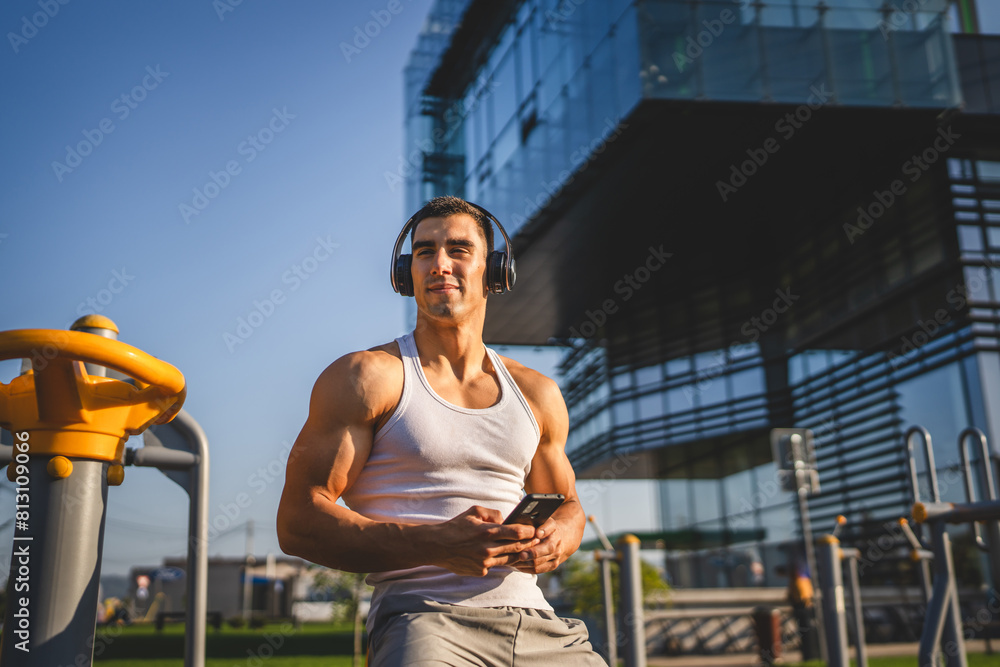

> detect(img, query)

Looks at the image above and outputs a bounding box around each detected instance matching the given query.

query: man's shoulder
[314,341,403,404]
[496,354,564,407]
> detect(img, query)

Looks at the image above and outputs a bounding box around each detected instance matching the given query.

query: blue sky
[0,1,659,577]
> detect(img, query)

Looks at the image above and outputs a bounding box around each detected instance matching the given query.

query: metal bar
[906,426,939,605]
[939,527,969,667]
[816,535,849,667]
[1,458,109,666]
[915,499,1000,524]
[798,483,828,663]
[917,521,969,667]
[906,426,940,503]
[172,410,210,667]
[599,555,618,666]
[844,551,869,667]
[588,514,615,552]
[959,428,1000,594]
[618,535,646,667]
[128,447,199,470]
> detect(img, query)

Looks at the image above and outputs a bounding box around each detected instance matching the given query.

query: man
[277,196,606,665]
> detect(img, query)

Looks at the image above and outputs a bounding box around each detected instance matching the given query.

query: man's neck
[412,317,488,382]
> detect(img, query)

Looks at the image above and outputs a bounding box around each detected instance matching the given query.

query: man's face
[410,213,489,320]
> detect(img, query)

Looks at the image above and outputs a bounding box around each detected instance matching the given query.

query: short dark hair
[409,196,493,256]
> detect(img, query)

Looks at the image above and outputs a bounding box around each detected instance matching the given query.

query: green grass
[91,621,364,662]
[87,623,1000,666]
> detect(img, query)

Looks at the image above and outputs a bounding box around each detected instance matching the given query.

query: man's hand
[508,515,574,574]
[430,506,541,577]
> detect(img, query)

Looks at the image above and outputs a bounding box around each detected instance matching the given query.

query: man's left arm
[510,370,586,574]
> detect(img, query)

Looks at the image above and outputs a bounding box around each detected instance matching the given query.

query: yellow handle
[0,329,184,395]
[0,329,186,463]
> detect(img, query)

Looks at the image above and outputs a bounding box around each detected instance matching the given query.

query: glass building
[404,0,1000,589]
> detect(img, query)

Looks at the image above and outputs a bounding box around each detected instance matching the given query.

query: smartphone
[502,493,565,526]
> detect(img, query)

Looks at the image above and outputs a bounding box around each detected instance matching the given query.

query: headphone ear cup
[395,254,414,297]
[487,251,508,294]
[506,257,516,291]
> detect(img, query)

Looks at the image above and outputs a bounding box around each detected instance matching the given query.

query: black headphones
[390,202,516,297]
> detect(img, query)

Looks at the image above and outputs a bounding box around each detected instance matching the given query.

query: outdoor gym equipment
[589,516,646,667]
[815,516,868,667]
[0,316,195,667]
[905,424,1000,667]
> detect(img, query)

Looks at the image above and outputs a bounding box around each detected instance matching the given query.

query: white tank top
[341,332,553,626]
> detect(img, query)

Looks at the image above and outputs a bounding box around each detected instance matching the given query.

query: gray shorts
[368,594,609,667]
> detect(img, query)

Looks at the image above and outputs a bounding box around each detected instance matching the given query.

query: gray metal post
[816,535,849,667]
[959,427,1000,601]
[587,515,618,665]
[597,552,618,666]
[618,534,646,667]
[144,409,210,667]
[1,455,109,666]
[905,427,940,604]
[918,520,968,667]
[70,316,118,377]
[0,318,119,667]
[797,479,827,663]
[842,547,869,667]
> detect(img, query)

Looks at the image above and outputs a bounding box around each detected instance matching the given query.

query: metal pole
[588,514,619,665]
[797,480,828,663]
[1,455,110,666]
[141,409,210,667]
[816,535,849,667]
[618,535,646,667]
[842,548,868,667]
[0,317,119,666]
[959,427,1000,601]
[174,410,209,667]
[918,521,969,667]
[905,427,938,604]
[598,552,618,666]
[243,519,255,621]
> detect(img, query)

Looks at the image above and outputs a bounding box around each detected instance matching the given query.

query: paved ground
[645,639,1000,666]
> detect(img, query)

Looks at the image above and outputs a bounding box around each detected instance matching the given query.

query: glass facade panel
[637,0,959,107]
[409,0,995,592]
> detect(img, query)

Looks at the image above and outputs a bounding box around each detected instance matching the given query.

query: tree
[560,553,669,618]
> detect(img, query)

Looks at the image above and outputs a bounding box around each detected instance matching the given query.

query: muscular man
[277,196,606,665]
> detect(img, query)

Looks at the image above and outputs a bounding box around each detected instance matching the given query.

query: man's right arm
[276,350,539,575]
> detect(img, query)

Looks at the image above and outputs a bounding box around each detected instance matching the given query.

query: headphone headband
[390,202,516,296]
